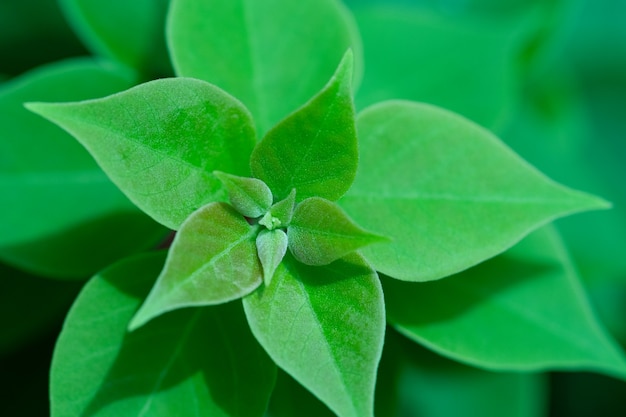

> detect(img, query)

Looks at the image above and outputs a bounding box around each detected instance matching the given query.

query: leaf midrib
[166,225,258,301]
[342,192,584,205]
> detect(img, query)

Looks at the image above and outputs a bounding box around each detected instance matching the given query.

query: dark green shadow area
[0,210,168,279]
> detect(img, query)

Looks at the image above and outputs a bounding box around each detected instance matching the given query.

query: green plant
[2,0,626,416]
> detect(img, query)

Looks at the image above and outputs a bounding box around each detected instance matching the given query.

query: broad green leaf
[59,0,172,76]
[384,226,626,378]
[244,253,385,417]
[377,329,547,417]
[0,262,81,355]
[168,0,362,135]
[214,171,273,218]
[0,58,166,278]
[339,100,609,282]
[51,252,276,417]
[256,229,288,286]
[251,52,358,202]
[288,197,385,266]
[130,203,262,330]
[353,5,529,130]
[260,189,297,230]
[27,77,256,230]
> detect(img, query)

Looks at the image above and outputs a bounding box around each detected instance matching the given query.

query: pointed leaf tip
[214,171,273,218]
[25,78,257,230]
[288,197,387,266]
[250,53,358,202]
[256,229,288,286]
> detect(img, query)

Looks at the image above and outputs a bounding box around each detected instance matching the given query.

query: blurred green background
[1,0,625,415]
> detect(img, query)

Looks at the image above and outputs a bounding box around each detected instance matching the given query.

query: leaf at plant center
[0,58,167,278]
[214,171,272,218]
[167,0,362,135]
[129,203,262,330]
[288,197,386,266]
[339,100,609,282]
[51,252,276,417]
[384,226,626,378]
[251,51,358,202]
[59,0,172,76]
[26,77,256,230]
[243,252,385,417]
[271,189,297,224]
[256,229,288,286]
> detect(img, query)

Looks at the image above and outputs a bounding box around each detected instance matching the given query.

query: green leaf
[260,189,297,230]
[0,58,166,278]
[288,197,385,266]
[353,5,529,130]
[214,171,273,218]
[339,100,609,282]
[168,0,362,135]
[59,0,172,75]
[130,203,262,330]
[51,252,276,417]
[256,229,288,286]
[251,51,358,202]
[384,226,626,378]
[244,253,385,417]
[26,77,256,230]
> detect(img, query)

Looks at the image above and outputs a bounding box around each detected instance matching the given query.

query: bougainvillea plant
[3,0,626,416]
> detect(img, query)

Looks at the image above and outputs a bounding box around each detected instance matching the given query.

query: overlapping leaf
[384,226,626,378]
[130,203,262,330]
[27,77,256,230]
[214,171,273,218]
[243,253,385,417]
[0,58,165,278]
[251,51,358,202]
[51,252,276,417]
[288,197,385,266]
[339,100,609,282]
[168,0,362,135]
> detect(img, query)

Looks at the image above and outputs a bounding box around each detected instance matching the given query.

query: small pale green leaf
[244,253,385,417]
[51,252,276,417]
[214,171,272,218]
[269,189,297,225]
[168,0,362,135]
[339,100,609,282]
[0,58,167,278]
[251,51,358,202]
[26,77,256,230]
[288,197,386,266]
[130,203,262,330]
[385,226,626,378]
[256,229,288,286]
[59,0,172,75]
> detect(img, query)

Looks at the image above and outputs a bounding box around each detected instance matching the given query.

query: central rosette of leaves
[122,50,384,330]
